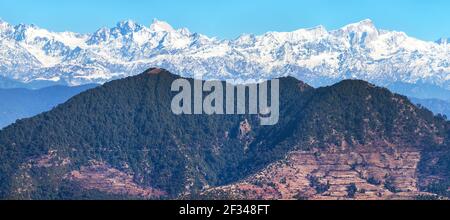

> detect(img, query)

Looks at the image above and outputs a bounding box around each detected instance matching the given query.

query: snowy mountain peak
[87,27,111,44]
[347,19,375,28]
[178,28,192,36]
[116,19,144,34]
[436,37,449,45]
[292,25,328,38]
[150,19,175,32]
[333,19,380,46]
[0,18,449,92]
[234,34,256,46]
[0,19,12,33]
[307,25,327,32]
[338,19,378,34]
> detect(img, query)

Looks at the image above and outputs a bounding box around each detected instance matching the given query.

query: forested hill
[0,68,448,199]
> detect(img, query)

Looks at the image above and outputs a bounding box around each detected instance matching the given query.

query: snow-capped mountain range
[0,18,449,90]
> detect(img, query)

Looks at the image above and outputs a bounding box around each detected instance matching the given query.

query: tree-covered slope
[0,68,448,199]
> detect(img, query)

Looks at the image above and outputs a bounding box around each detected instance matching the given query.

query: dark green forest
[0,68,448,199]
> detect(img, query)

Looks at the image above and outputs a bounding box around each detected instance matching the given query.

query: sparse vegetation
[308,175,330,194]
[347,183,358,198]
[367,176,382,186]
[384,176,398,193]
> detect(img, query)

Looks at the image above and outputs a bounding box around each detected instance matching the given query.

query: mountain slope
[0,68,448,200]
[410,97,450,118]
[0,19,449,96]
[0,84,97,128]
[387,82,450,101]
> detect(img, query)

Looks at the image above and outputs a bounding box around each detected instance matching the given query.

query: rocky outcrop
[146,68,164,75]
[239,119,253,151]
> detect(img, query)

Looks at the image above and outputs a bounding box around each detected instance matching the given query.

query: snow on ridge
[0,18,449,89]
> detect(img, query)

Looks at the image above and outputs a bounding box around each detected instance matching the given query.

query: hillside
[0,68,448,200]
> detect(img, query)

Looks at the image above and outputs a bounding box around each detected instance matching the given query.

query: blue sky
[0,0,448,41]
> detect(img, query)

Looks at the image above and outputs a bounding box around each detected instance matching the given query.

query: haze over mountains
[0,84,97,128]
[0,18,449,95]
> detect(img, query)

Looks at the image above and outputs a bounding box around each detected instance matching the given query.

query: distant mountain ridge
[0,68,448,200]
[410,97,450,118]
[0,84,97,128]
[387,82,450,101]
[0,18,449,96]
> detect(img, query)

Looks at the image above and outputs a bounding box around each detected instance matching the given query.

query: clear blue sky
[0,0,448,41]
